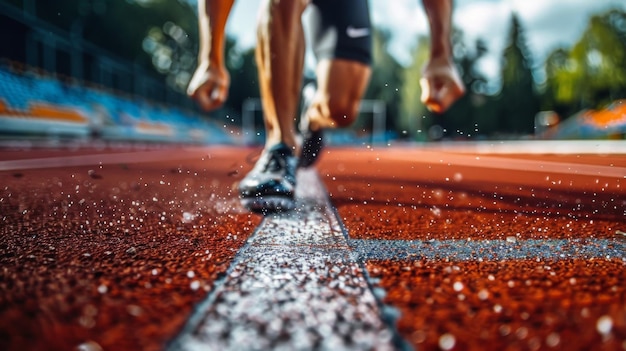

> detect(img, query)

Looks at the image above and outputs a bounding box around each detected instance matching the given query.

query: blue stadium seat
[0,64,237,144]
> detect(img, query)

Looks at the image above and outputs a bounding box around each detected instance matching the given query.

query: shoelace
[262,149,289,173]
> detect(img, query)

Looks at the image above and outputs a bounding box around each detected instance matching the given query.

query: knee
[326,98,360,128]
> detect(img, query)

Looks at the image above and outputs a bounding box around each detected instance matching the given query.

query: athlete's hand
[419,58,465,114]
[187,61,230,111]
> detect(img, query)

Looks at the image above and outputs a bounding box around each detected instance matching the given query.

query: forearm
[422,0,453,59]
[198,0,235,66]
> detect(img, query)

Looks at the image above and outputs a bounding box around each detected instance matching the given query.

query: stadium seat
[28,103,88,124]
[0,63,237,144]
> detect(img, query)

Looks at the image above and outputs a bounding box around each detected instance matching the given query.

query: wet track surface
[318,145,626,351]
[0,147,261,350]
[170,170,395,351]
[1,142,625,350]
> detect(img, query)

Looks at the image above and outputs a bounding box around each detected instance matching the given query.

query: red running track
[1,142,625,351]
[318,145,625,351]
[0,146,262,350]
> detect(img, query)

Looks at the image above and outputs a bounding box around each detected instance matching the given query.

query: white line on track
[169,169,398,351]
[415,140,626,155]
[350,238,626,261]
[0,147,209,171]
[382,150,626,178]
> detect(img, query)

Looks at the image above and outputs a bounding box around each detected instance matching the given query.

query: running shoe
[238,143,297,212]
[298,82,324,168]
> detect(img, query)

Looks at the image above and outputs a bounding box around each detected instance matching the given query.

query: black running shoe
[298,83,324,168]
[238,143,297,212]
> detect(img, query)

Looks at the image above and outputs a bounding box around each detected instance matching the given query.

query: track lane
[0,146,261,351]
[318,144,626,351]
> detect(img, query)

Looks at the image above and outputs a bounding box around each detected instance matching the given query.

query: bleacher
[539,100,626,140]
[0,63,236,145]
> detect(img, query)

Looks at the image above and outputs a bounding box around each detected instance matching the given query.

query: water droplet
[546,332,560,347]
[515,326,529,339]
[438,333,456,350]
[478,289,489,300]
[596,315,613,335]
[431,206,442,217]
[127,305,143,317]
[182,211,195,223]
[76,340,103,351]
[97,284,108,294]
[190,280,201,290]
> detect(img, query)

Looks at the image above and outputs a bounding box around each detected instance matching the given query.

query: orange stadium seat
[28,103,88,123]
[584,100,626,127]
[135,120,174,136]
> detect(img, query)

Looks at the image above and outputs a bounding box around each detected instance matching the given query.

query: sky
[218,0,624,86]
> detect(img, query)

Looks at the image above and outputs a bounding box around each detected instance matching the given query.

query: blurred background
[0,0,624,146]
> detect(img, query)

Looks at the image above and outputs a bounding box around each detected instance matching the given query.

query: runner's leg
[256,0,309,153]
[303,0,372,132]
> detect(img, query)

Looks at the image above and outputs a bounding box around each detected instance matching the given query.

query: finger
[211,87,221,101]
[200,87,228,111]
[419,77,433,105]
[196,87,216,111]
[420,77,444,114]
[435,77,466,113]
[213,84,229,105]
[426,101,443,114]
[435,84,454,113]
[186,72,207,98]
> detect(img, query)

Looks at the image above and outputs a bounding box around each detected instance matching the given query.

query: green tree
[497,13,539,135]
[29,0,198,91]
[544,9,626,118]
[362,28,403,135]
[219,41,260,125]
[399,35,431,140]
[578,9,626,107]
[543,48,575,116]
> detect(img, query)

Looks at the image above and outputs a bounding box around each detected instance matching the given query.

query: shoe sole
[240,195,296,213]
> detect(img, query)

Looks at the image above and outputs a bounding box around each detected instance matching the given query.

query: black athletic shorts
[306,0,372,66]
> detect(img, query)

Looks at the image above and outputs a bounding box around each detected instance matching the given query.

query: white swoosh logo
[346,26,370,38]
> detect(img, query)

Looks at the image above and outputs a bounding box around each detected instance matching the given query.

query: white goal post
[241,98,387,145]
